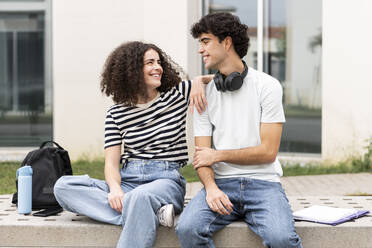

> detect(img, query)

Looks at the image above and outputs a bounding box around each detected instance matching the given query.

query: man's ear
[223,36,233,51]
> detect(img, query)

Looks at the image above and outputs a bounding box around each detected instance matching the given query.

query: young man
[176,12,303,248]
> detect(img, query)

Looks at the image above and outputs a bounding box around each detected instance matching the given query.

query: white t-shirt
[193,67,285,182]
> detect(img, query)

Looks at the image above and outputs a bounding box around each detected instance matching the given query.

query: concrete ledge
[1,195,372,248]
[0,147,35,162]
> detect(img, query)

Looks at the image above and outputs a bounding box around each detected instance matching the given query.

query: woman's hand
[108,186,124,213]
[193,146,217,169]
[189,76,209,114]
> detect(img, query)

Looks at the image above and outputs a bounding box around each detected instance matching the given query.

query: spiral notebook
[293,205,370,226]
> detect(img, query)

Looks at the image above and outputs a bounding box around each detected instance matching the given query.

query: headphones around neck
[214,60,248,92]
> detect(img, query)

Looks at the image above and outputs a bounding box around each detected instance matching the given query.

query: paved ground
[186,173,372,198]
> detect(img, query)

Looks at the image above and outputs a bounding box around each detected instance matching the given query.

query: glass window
[0,10,52,146]
[205,0,322,154]
[206,0,258,73]
[263,0,322,153]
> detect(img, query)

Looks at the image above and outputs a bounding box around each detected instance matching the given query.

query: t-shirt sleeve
[193,106,213,137]
[104,110,122,149]
[175,80,192,102]
[260,79,286,123]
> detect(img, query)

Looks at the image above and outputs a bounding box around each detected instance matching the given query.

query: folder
[293,205,370,225]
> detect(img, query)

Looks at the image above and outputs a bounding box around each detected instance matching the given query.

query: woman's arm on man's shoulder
[189,74,213,114]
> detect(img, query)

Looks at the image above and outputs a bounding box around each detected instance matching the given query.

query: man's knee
[176,211,203,238]
[264,231,302,248]
[175,217,191,237]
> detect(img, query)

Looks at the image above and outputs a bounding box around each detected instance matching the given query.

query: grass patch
[0,160,106,195]
[180,165,199,182]
[0,162,19,195]
[71,159,105,180]
[0,160,200,194]
[282,163,356,176]
[283,137,372,176]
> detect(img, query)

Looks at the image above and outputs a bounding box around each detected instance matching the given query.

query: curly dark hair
[100,41,182,106]
[191,12,250,58]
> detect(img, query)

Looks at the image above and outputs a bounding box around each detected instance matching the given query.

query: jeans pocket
[120,167,142,182]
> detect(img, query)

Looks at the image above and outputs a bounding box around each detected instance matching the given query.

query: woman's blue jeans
[176,177,302,248]
[54,160,186,248]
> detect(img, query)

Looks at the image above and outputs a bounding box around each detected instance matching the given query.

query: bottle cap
[16,165,33,178]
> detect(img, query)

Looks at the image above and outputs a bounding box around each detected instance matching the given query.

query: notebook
[293,205,370,226]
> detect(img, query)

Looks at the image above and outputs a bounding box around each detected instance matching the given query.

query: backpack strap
[25,141,63,166]
[37,141,73,175]
[41,141,73,175]
[40,141,64,150]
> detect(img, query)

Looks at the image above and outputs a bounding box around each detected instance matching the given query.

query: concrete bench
[1,194,372,248]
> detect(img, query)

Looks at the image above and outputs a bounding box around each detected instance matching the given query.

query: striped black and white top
[104,80,192,166]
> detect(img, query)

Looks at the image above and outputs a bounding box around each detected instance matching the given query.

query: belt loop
[165,161,169,170]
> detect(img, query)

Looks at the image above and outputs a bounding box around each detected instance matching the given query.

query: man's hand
[193,146,217,169]
[206,187,233,215]
[108,187,124,213]
[189,76,207,114]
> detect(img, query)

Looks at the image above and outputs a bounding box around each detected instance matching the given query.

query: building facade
[0,0,371,162]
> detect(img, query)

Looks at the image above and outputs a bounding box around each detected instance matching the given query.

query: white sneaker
[157,204,175,227]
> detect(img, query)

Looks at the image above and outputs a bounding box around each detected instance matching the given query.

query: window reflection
[263,0,322,153]
[208,0,258,71]
[0,12,52,146]
[206,0,322,154]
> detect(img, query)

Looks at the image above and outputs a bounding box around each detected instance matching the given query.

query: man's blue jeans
[176,177,302,248]
[54,160,186,248]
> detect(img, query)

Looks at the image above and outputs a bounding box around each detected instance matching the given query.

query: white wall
[53,0,144,159]
[53,0,201,160]
[143,1,188,74]
[143,0,201,78]
[323,0,372,161]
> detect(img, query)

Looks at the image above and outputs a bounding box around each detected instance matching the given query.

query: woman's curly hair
[191,12,250,58]
[101,41,182,106]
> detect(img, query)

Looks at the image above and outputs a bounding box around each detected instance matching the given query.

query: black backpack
[12,141,73,210]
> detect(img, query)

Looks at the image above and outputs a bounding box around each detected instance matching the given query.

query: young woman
[54,41,210,248]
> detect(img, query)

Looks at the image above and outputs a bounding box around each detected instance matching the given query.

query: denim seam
[144,227,156,248]
[204,213,220,248]
[251,208,265,245]
[239,180,243,211]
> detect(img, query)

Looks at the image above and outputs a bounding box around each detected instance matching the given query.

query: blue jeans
[54,160,186,248]
[176,177,302,248]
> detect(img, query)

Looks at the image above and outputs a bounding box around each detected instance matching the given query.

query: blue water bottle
[16,166,33,214]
